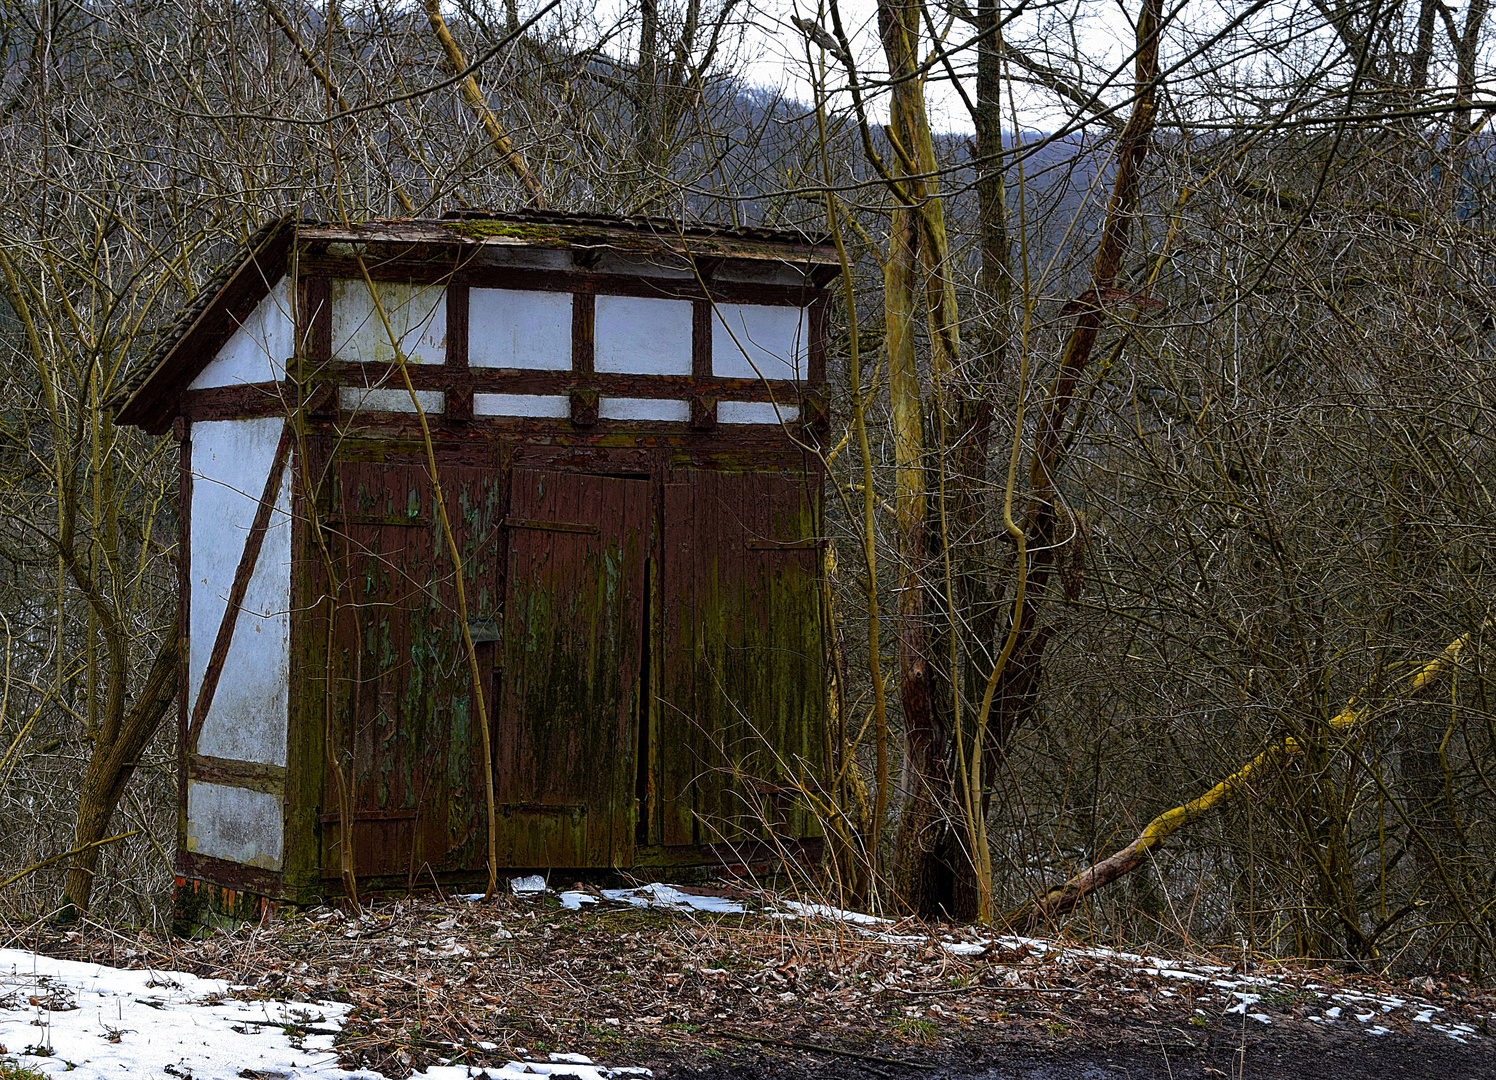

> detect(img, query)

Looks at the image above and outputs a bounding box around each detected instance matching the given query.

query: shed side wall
[184,417,292,874]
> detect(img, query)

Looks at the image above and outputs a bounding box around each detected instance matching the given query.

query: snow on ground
[22,877,1474,1077]
[492,876,1494,1045]
[775,900,892,925]
[599,883,744,914]
[0,949,648,1080]
[502,876,745,914]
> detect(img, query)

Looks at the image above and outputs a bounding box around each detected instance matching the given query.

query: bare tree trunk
[635,0,661,200]
[61,618,179,916]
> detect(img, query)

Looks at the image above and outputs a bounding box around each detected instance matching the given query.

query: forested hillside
[1,0,1494,980]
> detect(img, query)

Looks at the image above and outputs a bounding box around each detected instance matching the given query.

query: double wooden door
[322,458,821,879]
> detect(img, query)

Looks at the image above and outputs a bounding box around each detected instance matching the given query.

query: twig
[0,831,140,892]
[705,1028,938,1070]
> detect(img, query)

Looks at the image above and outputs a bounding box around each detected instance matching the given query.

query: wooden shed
[117,212,836,918]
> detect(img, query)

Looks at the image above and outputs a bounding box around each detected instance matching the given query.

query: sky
[729,0,1138,135]
[576,0,1143,136]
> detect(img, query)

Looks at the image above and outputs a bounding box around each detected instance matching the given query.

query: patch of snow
[1324,1006,1341,1020]
[1225,992,1263,1015]
[601,883,744,914]
[511,874,549,895]
[0,949,650,1080]
[779,901,891,925]
[559,891,600,911]
[1367,1025,1391,1036]
[0,948,355,1079]
[1433,1021,1475,1043]
[1249,1012,1272,1024]
[941,942,987,956]
[1151,967,1211,983]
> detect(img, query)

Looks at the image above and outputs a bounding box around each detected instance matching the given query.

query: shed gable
[187,277,295,391]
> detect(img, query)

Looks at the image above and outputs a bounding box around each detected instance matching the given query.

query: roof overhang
[116,216,301,434]
[115,212,839,435]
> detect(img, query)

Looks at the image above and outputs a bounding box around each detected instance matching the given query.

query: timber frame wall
[136,216,838,904]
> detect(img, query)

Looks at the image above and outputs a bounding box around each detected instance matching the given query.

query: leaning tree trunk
[62,618,179,917]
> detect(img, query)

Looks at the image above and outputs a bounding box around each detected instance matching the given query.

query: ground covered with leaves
[5,882,1493,1079]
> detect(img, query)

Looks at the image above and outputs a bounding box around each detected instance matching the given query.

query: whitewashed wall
[187,277,294,390]
[713,303,807,381]
[185,782,284,869]
[186,416,291,869]
[469,288,572,368]
[330,279,447,364]
[595,295,693,374]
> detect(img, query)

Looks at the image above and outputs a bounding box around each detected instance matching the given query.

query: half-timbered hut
[116,212,836,922]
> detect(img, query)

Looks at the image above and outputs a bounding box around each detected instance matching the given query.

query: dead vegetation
[5,886,1492,1077]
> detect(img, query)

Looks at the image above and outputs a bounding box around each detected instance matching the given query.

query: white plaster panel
[598,397,690,423]
[189,418,292,768]
[469,289,573,369]
[339,387,445,414]
[473,393,570,418]
[713,304,808,381]
[719,401,800,425]
[330,279,447,364]
[594,295,693,375]
[187,277,294,390]
[186,781,284,869]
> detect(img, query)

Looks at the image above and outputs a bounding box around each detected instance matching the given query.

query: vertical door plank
[662,469,828,850]
[660,481,698,846]
[497,468,648,868]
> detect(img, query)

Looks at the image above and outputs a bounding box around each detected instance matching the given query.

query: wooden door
[660,470,826,847]
[495,468,650,869]
[322,460,499,881]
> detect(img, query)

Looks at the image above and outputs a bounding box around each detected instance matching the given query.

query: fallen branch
[1018,622,1487,928]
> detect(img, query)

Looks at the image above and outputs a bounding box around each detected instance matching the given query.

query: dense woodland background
[1,0,1495,980]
